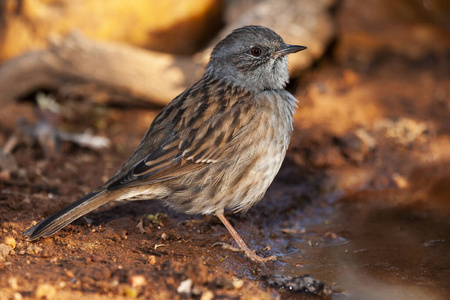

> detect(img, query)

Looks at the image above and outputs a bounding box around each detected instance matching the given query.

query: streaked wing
[107,79,256,191]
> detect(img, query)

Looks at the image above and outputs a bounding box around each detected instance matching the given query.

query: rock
[65,270,75,278]
[177,278,193,295]
[124,286,138,298]
[26,245,42,255]
[147,255,157,265]
[231,278,244,290]
[2,236,16,250]
[8,277,19,290]
[213,277,244,290]
[265,274,332,295]
[200,290,214,300]
[203,0,336,76]
[0,244,11,261]
[13,292,23,300]
[35,284,57,299]
[0,0,224,62]
[128,275,147,288]
[0,1,335,107]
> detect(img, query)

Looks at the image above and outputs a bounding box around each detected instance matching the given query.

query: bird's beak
[273,44,307,57]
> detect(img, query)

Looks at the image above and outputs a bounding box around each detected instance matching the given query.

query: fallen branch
[0,0,335,107]
[0,32,203,107]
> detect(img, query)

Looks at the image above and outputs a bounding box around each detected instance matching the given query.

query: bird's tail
[24,189,114,240]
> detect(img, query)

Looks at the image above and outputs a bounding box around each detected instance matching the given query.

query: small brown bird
[24,25,306,263]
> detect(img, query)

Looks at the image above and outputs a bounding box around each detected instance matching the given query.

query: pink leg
[217,213,276,263]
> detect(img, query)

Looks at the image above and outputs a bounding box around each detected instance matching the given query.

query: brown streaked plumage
[24,25,307,263]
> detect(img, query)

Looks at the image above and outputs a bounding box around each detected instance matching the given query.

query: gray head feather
[205,25,291,92]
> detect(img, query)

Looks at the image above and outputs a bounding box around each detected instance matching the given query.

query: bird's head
[206,25,306,92]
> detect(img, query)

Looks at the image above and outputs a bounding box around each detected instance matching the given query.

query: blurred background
[0,0,449,299]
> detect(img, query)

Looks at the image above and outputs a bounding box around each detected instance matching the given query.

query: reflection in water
[277,188,450,300]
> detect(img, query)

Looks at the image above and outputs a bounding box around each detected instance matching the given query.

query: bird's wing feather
[107,84,257,191]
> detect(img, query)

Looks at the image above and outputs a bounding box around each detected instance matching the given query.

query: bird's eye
[250,47,262,57]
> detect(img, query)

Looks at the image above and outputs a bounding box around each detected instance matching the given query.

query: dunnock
[24,25,306,263]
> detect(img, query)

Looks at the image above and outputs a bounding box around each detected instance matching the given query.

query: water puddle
[275,183,450,299]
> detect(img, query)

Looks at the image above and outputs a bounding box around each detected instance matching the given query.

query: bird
[24,25,307,263]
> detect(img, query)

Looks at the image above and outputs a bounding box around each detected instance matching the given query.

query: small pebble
[147,255,157,265]
[232,278,244,290]
[8,277,19,290]
[200,290,214,300]
[128,275,147,288]
[191,286,202,296]
[124,286,138,298]
[13,292,23,300]
[26,245,42,255]
[35,284,56,299]
[215,278,239,290]
[177,278,193,295]
[111,279,119,287]
[324,232,337,239]
[3,236,16,249]
[65,270,75,278]
[0,244,11,261]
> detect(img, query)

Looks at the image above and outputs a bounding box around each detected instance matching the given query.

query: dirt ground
[1,1,450,300]
[0,102,334,299]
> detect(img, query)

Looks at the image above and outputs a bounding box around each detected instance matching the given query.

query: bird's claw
[214,242,277,263]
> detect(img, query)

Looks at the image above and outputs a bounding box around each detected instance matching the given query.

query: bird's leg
[216,213,277,263]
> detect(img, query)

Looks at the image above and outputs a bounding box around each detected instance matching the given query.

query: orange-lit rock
[0,0,224,62]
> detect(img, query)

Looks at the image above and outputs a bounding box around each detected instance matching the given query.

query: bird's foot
[214,242,277,263]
